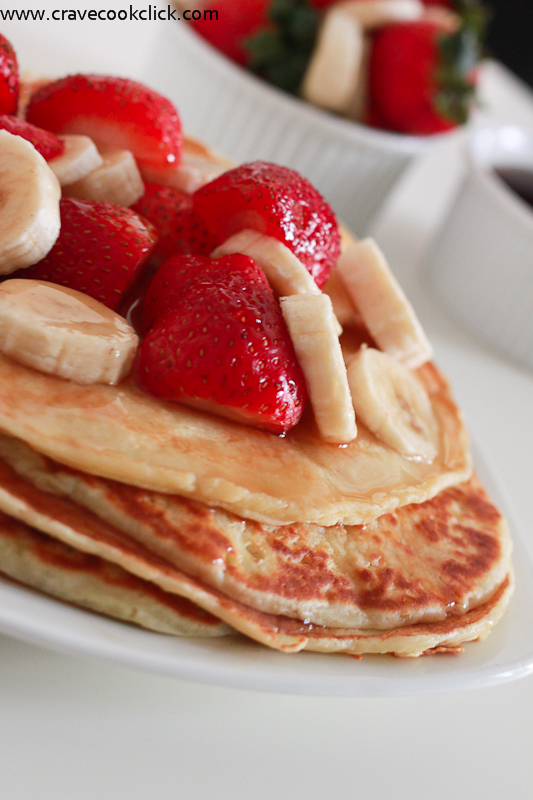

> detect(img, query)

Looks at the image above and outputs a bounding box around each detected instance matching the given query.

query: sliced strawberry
[369,19,481,135]
[26,75,183,177]
[131,183,217,265]
[140,253,241,334]
[193,161,340,288]
[16,198,157,311]
[0,115,64,160]
[0,34,18,115]
[138,253,307,433]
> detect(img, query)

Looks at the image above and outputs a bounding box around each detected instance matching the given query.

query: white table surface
[2,6,533,799]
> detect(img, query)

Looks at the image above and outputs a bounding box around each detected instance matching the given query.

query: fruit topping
[301,3,363,114]
[47,135,103,186]
[131,183,217,265]
[138,253,307,433]
[280,293,356,443]
[0,279,138,385]
[212,229,320,297]
[336,238,432,369]
[0,130,60,275]
[193,161,340,288]
[64,149,144,207]
[369,18,480,134]
[14,198,157,311]
[26,74,183,180]
[347,347,437,460]
[0,115,64,160]
[0,33,18,115]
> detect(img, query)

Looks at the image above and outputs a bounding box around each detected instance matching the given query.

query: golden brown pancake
[0,511,230,637]
[0,354,471,528]
[0,436,512,655]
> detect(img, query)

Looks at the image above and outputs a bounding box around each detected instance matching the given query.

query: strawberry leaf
[245,0,319,94]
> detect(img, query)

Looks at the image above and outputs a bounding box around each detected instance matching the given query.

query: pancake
[0,511,230,637]
[0,353,471,528]
[0,435,512,655]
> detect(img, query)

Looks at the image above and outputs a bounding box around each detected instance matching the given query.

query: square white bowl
[145,21,455,235]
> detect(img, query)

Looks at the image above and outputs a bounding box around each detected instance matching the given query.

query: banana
[48,135,103,186]
[322,269,361,328]
[423,6,461,33]
[212,230,321,298]
[336,238,432,369]
[347,347,437,461]
[64,150,144,207]
[0,130,61,275]
[0,279,139,385]
[343,0,423,30]
[301,4,364,114]
[140,136,232,193]
[280,294,357,444]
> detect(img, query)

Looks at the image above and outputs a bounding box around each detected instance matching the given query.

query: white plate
[0,444,531,697]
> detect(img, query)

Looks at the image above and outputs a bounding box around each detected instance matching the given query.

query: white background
[2,3,533,798]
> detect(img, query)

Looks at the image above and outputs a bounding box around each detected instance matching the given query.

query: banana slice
[336,238,432,369]
[322,269,360,328]
[280,294,357,444]
[344,0,423,29]
[0,130,61,275]
[301,4,364,113]
[48,135,103,187]
[64,150,144,207]
[0,279,138,385]
[141,160,227,194]
[347,347,437,461]
[212,230,321,297]
[423,6,461,32]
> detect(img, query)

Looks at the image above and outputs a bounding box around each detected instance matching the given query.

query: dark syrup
[495,167,533,209]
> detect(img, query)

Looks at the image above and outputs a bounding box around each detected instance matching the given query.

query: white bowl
[428,125,533,371]
[145,21,454,235]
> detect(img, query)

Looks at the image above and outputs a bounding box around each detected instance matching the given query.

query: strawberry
[0,34,18,115]
[193,161,340,288]
[188,0,270,65]
[138,253,307,433]
[131,183,217,265]
[16,198,157,311]
[0,115,64,160]
[26,75,183,178]
[369,20,480,135]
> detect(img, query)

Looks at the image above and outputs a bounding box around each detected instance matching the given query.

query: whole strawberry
[138,253,307,433]
[16,198,157,310]
[369,19,480,135]
[131,183,217,265]
[0,34,18,115]
[0,115,64,160]
[193,161,340,288]
[26,74,183,180]
[187,0,270,65]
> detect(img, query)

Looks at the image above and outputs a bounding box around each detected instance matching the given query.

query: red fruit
[131,183,217,264]
[0,34,18,115]
[369,20,476,135]
[193,161,340,288]
[0,115,64,160]
[421,0,452,6]
[17,198,157,310]
[138,253,307,433]
[26,74,183,177]
[188,0,269,65]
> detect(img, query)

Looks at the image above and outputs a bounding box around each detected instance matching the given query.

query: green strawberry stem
[245,0,319,94]
[436,0,488,125]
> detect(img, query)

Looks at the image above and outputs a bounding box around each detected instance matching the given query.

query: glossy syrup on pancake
[0,351,471,527]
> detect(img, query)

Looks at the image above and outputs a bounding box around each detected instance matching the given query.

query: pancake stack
[0,337,513,656]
